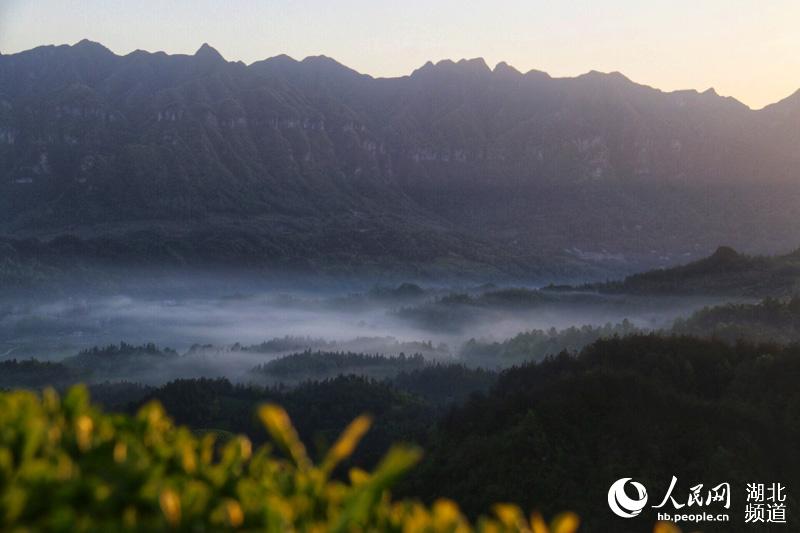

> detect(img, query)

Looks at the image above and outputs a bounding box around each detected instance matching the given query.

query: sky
[1,0,798,109]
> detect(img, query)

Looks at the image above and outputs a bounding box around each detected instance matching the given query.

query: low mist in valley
[0,270,735,386]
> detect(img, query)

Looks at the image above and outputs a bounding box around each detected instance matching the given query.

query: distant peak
[75,38,104,48]
[301,54,343,66]
[410,61,436,76]
[300,55,365,77]
[493,61,522,77]
[125,48,167,60]
[524,68,552,80]
[578,70,631,83]
[761,87,800,112]
[411,58,491,78]
[72,39,112,55]
[456,57,490,73]
[709,246,739,261]
[787,87,800,100]
[702,87,718,96]
[194,43,225,62]
[270,53,298,64]
[248,54,299,70]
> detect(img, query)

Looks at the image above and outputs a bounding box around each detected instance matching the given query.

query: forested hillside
[599,246,800,296]
[404,335,800,531]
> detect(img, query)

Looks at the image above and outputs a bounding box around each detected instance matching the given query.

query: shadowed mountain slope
[2,42,800,278]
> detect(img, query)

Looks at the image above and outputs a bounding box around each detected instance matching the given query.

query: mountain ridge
[2,40,800,279]
[14,40,794,107]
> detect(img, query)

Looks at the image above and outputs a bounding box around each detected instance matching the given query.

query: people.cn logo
[608,478,649,518]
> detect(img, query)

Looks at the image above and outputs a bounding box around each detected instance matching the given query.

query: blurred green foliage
[0,385,587,532]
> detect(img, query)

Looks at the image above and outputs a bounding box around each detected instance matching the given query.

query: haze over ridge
[3,0,799,110]
[7,39,800,110]
[2,39,800,279]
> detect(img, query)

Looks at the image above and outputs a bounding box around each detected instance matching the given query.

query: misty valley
[3,29,800,532]
[4,247,800,531]
[0,272,730,385]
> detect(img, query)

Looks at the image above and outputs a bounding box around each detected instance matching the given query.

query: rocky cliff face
[1,41,799,277]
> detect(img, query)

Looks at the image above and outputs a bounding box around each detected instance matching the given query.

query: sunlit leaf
[159,488,181,527]
[551,511,580,533]
[258,404,311,470]
[322,415,372,474]
[530,511,549,533]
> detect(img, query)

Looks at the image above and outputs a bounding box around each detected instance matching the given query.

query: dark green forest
[673,296,800,343]
[597,246,800,297]
[4,330,799,531]
[405,335,800,531]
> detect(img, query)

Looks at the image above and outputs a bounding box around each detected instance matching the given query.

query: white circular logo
[608,478,648,518]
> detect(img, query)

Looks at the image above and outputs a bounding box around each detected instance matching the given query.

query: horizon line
[4,39,798,111]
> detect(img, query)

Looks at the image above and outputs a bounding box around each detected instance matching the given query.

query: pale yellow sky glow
[1,0,799,109]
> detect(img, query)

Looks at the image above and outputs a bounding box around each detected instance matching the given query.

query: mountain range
[2,40,800,279]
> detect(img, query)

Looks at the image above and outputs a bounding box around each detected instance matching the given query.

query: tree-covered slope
[599,246,800,296]
[404,335,800,532]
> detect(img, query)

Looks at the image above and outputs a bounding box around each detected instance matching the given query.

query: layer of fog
[0,275,737,385]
